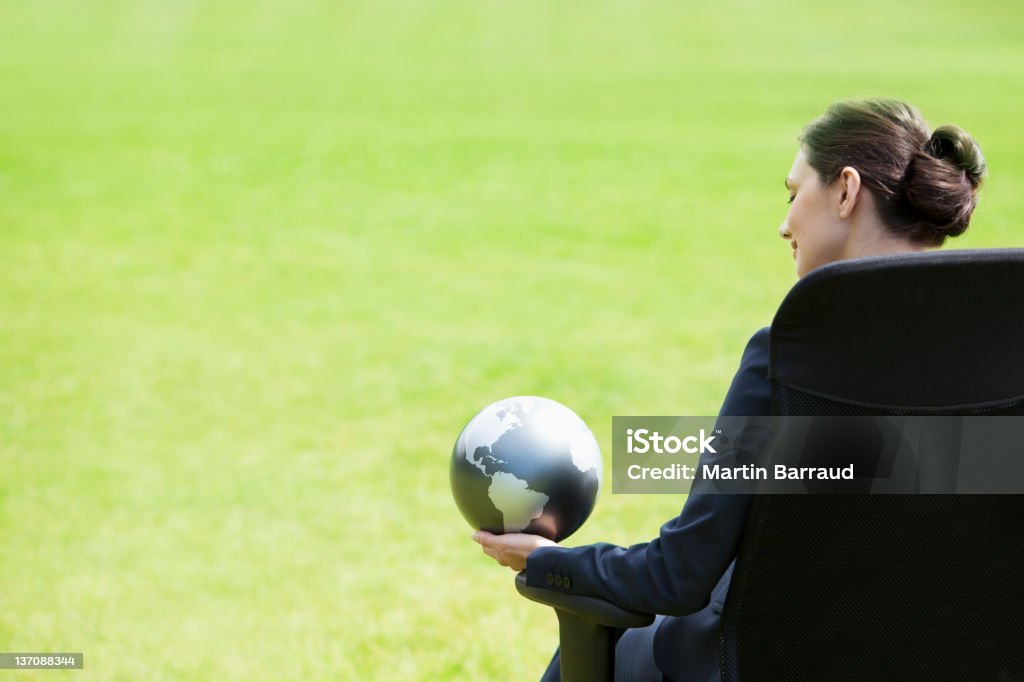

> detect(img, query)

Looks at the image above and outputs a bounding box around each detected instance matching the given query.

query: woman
[472,99,987,682]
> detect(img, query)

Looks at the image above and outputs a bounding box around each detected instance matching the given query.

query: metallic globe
[450,396,602,542]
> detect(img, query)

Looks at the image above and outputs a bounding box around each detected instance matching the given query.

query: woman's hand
[471,531,557,571]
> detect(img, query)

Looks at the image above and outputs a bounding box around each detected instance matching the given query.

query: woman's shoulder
[719,326,772,416]
[742,326,771,359]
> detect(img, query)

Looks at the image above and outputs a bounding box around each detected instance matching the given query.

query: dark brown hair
[800,99,986,246]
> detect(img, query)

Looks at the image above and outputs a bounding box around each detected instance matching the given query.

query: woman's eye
[787,195,796,205]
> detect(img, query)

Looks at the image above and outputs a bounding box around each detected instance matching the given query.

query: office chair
[517,248,1024,681]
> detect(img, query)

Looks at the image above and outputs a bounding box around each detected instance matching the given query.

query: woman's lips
[792,243,798,260]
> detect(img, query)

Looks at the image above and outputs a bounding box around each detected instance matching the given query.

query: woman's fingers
[471,530,498,547]
[480,545,502,561]
[472,531,551,571]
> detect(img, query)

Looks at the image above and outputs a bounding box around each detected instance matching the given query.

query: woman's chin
[794,252,805,277]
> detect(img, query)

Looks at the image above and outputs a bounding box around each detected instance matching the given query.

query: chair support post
[555,608,618,682]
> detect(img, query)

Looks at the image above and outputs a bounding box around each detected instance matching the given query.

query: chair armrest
[514,572,656,682]
[514,572,655,629]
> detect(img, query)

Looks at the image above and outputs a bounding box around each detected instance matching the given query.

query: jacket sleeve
[524,327,771,616]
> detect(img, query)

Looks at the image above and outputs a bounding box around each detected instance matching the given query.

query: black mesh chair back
[720,249,1024,682]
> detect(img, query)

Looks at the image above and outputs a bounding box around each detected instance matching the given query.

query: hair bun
[904,125,986,243]
[924,125,987,187]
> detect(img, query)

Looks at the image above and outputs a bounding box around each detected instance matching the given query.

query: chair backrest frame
[720,249,1024,682]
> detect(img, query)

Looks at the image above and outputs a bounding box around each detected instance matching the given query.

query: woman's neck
[842,202,929,260]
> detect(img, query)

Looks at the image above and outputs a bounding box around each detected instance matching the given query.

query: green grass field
[2,1,1022,679]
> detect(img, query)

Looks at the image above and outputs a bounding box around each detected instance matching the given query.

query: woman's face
[779,148,849,277]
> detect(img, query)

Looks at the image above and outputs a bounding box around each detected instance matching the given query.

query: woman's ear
[836,166,862,220]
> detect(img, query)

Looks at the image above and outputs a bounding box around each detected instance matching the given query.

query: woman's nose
[778,222,791,239]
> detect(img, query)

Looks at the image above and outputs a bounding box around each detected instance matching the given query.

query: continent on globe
[487,472,549,533]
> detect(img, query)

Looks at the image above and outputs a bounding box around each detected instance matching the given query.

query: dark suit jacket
[525,327,771,682]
